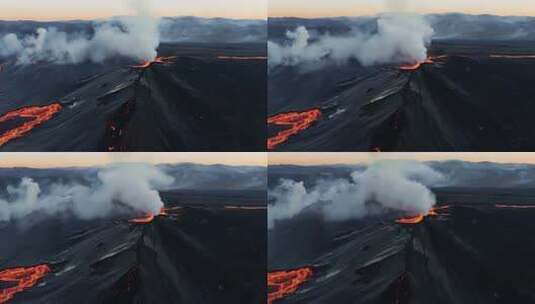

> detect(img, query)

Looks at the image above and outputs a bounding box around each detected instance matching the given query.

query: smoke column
[268,0,434,68]
[268,160,444,229]
[0,164,174,222]
[0,0,160,65]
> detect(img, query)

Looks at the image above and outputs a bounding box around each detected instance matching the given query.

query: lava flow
[268,267,313,304]
[396,205,450,225]
[129,207,168,224]
[267,109,322,150]
[132,56,176,69]
[0,264,51,303]
[0,103,62,147]
[399,58,434,70]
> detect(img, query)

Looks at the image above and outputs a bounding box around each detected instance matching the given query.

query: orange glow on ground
[132,56,176,69]
[129,207,169,224]
[268,267,313,304]
[396,205,450,225]
[267,109,322,150]
[0,103,62,147]
[0,264,51,303]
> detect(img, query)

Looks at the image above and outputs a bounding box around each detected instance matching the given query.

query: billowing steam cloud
[268,0,434,68]
[268,161,444,229]
[0,0,160,64]
[0,164,174,222]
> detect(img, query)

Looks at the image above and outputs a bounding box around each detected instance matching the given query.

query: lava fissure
[131,56,176,69]
[0,103,62,147]
[129,207,169,224]
[0,264,51,303]
[395,205,451,225]
[267,267,313,304]
[267,109,322,150]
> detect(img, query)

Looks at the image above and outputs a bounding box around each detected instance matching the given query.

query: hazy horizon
[269,153,535,166]
[0,153,268,168]
[269,0,535,18]
[1,0,267,21]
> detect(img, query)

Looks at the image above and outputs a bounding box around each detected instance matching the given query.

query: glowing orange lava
[0,103,62,147]
[267,109,322,150]
[395,205,450,225]
[0,264,50,303]
[216,56,268,60]
[132,56,176,68]
[129,207,168,224]
[399,58,434,70]
[268,267,313,304]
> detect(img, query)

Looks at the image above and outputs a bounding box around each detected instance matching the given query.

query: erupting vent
[0,103,62,147]
[399,56,447,71]
[267,109,322,150]
[132,56,176,69]
[0,264,51,303]
[268,267,313,304]
[129,207,168,224]
[396,205,450,225]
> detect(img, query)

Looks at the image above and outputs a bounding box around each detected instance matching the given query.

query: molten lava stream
[268,267,313,304]
[129,207,168,224]
[267,109,322,150]
[399,57,438,70]
[132,56,176,68]
[396,206,450,225]
[0,264,51,303]
[0,103,62,147]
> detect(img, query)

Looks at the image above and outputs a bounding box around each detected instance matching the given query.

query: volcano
[268,40,535,151]
[268,187,535,303]
[0,189,266,303]
[0,42,266,151]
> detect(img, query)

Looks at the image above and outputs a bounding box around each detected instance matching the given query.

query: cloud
[268,160,444,229]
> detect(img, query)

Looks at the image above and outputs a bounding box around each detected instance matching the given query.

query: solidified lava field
[0,190,267,304]
[268,40,535,151]
[0,42,266,151]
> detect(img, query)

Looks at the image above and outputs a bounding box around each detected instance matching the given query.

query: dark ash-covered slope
[0,195,266,304]
[268,191,535,303]
[0,43,266,151]
[268,41,535,151]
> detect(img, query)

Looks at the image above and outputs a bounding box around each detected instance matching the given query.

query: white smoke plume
[268,160,444,229]
[0,164,174,222]
[0,0,160,65]
[268,0,434,68]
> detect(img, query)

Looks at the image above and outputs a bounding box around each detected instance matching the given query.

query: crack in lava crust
[0,103,62,147]
[268,267,313,304]
[267,109,322,150]
[0,264,51,303]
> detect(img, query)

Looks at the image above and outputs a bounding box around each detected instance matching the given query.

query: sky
[1,0,267,21]
[0,153,267,168]
[269,0,535,18]
[269,153,535,166]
